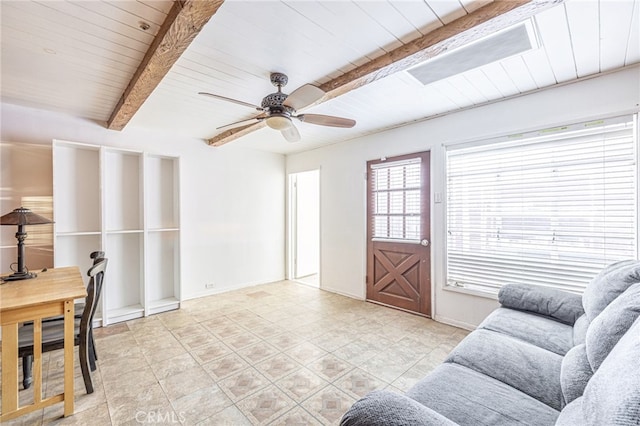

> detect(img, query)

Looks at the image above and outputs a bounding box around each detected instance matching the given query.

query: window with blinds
[446,115,638,294]
[21,196,53,247]
[371,158,422,241]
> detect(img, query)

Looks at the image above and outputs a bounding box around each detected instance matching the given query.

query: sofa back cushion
[585,282,640,371]
[582,316,640,424]
[560,344,592,406]
[572,314,589,346]
[582,260,640,322]
[555,397,584,425]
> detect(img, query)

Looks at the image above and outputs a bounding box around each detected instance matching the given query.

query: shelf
[146,231,179,306]
[146,155,179,229]
[54,141,180,327]
[147,297,180,315]
[53,143,101,233]
[107,304,144,323]
[105,233,143,317]
[54,234,102,280]
[57,231,101,237]
[104,150,143,231]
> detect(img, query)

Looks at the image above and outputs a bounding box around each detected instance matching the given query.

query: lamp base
[1,271,38,282]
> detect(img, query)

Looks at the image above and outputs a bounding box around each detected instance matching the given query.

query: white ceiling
[1,0,638,154]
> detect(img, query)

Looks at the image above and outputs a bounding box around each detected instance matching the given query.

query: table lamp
[1,206,53,281]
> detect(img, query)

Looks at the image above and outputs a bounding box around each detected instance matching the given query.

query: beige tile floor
[3,280,468,425]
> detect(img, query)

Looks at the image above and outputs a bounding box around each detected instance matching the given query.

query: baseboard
[182,278,285,301]
[319,285,364,301]
[434,314,477,331]
[293,279,318,289]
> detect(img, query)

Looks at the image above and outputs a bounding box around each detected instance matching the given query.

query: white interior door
[290,170,320,282]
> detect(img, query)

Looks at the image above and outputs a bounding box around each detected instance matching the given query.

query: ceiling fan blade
[295,114,356,128]
[283,84,325,110]
[281,123,301,143]
[216,115,265,130]
[199,92,263,111]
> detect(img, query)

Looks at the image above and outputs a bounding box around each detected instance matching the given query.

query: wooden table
[0,266,86,421]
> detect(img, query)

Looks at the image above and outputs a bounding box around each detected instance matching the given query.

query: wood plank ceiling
[1,0,639,155]
[107,0,224,131]
[206,0,560,147]
[1,0,175,120]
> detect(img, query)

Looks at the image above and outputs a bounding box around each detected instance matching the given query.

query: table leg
[1,323,19,413]
[63,300,74,416]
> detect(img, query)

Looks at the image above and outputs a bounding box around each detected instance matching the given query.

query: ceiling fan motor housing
[261,92,289,110]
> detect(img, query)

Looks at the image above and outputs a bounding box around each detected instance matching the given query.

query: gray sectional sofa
[341,260,640,425]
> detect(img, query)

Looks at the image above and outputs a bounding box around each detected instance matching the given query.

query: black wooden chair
[29,251,105,379]
[85,251,105,369]
[19,258,108,394]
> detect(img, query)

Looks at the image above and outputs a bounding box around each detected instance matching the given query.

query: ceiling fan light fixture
[266,115,292,130]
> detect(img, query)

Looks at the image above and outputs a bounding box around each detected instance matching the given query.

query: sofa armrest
[340,390,458,426]
[498,284,585,325]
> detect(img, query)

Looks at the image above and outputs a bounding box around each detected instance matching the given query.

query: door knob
[421,239,430,247]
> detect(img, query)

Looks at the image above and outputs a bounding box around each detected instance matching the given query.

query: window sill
[443,284,499,301]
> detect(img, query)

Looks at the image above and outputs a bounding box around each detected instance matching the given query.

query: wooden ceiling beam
[207,0,563,147]
[209,121,268,146]
[107,0,224,131]
[318,0,562,100]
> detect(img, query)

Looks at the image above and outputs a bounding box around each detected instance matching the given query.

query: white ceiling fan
[199,72,356,143]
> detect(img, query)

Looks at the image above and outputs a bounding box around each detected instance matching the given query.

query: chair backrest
[90,251,105,264]
[81,258,108,336]
[89,251,106,320]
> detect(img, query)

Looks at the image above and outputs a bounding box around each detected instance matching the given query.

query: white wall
[0,103,286,300]
[286,65,640,330]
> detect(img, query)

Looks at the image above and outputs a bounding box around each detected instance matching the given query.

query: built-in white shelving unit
[53,140,181,326]
[145,154,181,316]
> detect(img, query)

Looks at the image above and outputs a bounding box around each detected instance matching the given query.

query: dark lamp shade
[0,207,53,226]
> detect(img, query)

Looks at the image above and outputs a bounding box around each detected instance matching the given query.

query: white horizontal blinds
[446,115,637,293]
[371,158,422,241]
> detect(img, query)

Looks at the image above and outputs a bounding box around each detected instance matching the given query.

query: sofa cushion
[445,329,563,410]
[572,314,589,346]
[478,308,573,355]
[585,282,640,371]
[406,363,559,426]
[498,284,584,325]
[582,260,640,322]
[582,316,640,424]
[555,397,585,425]
[339,390,457,426]
[560,344,592,405]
